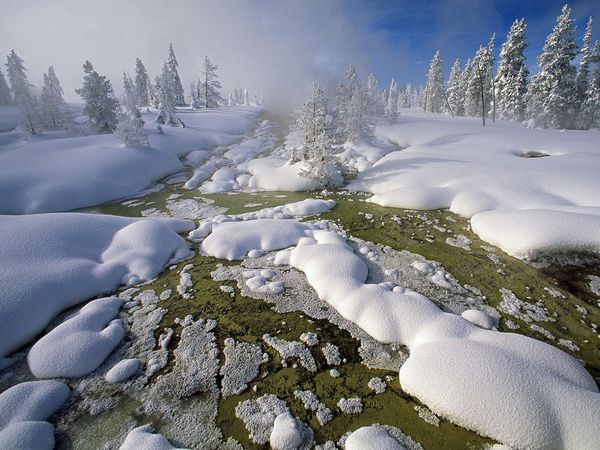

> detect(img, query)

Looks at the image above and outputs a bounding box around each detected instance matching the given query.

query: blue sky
[347,0,600,87]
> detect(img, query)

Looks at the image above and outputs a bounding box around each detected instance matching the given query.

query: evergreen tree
[6,50,40,134]
[384,78,399,123]
[116,72,147,146]
[336,65,372,141]
[446,59,463,116]
[134,58,150,108]
[297,82,340,187]
[575,17,593,124]
[459,59,473,115]
[167,43,185,106]
[399,84,411,108]
[0,69,12,105]
[465,37,495,124]
[496,19,529,121]
[40,66,71,129]
[578,40,600,129]
[150,75,161,109]
[199,56,224,108]
[76,60,120,132]
[365,73,384,118]
[156,62,182,127]
[528,5,578,128]
[424,51,445,113]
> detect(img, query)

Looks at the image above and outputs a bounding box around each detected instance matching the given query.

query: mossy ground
[88,185,600,449]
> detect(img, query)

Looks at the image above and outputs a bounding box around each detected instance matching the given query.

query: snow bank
[119,424,184,450]
[105,359,142,383]
[269,412,312,450]
[243,157,321,191]
[201,218,600,449]
[0,106,261,214]
[345,426,405,450]
[0,213,193,364]
[0,106,19,132]
[0,380,70,450]
[471,209,600,259]
[349,110,600,259]
[28,297,125,378]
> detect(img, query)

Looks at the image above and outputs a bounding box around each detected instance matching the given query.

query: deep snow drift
[0,107,261,214]
[0,213,193,366]
[201,217,600,449]
[348,110,600,260]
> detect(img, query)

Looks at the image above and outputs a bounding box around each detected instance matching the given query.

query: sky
[1,0,599,111]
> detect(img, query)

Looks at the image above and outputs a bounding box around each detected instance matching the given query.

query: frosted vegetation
[1,4,600,449]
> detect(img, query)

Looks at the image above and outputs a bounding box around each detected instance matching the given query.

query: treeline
[0,43,259,144]
[424,4,600,129]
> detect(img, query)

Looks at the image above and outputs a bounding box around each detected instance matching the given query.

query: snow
[345,426,406,450]
[337,397,363,414]
[0,106,261,214]
[269,412,313,450]
[0,380,70,450]
[460,309,497,330]
[105,358,142,383]
[348,110,600,260]
[243,157,321,191]
[201,218,600,449]
[28,296,125,378]
[0,105,19,132]
[0,212,193,364]
[119,424,184,450]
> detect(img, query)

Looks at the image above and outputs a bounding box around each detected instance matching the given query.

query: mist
[0,0,406,112]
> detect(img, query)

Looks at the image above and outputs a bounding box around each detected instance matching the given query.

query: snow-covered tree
[365,73,384,118]
[134,58,150,108]
[578,40,600,129]
[156,62,182,127]
[464,36,495,124]
[150,75,161,108]
[496,19,529,121]
[424,51,445,113]
[116,72,147,146]
[446,59,463,116]
[336,65,372,141]
[6,50,41,134]
[575,17,593,126]
[243,89,249,106]
[76,60,120,132]
[0,69,12,105]
[199,56,224,108]
[528,5,578,129]
[384,78,399,123]
[167,43,185,106]
[40,66,71,129]
[297,82,340,187]
[459,59,473,115]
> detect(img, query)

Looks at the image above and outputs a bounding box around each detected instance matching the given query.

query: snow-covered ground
[0,212,193,367]
[348,110,600,260]
[0,106,261,214]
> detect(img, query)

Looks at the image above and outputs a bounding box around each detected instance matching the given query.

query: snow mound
[201,218,600,448]
[345,426,406,450]
[105,359,142,383]
[0,380,70,450]
[28,296,124,378]
[471,209,600,260]
[243,157,322,191]
[0,213,193,364]
[269,412,313,450]
[460,309,497,330]
[119,424,185,450]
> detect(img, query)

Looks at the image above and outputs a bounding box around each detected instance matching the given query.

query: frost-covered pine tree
[528,5,578,129]
[336,65,373,141]
[243,89,249,106]
[167,43,185,106]
[156,62,182,127]
[575,17,593,125]
[0,69,13,105]
[365,73,384,118]
[496,19,529,121]
[150,75,161,109]
[134,58,150,108]
[424,51,445,113]
[297,82,340,187]
[384,78,399,123]
[399,84,411,108]
[115,72,148,146]
[459,59,473,115]
[76,60,120,132]
[465,37,495,124]
[199,56,224,108]
[6,50,41,134]
[446,59,463,116]
[578,40,600,129]
[40,66,71,129]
